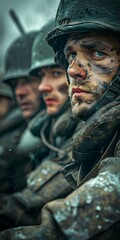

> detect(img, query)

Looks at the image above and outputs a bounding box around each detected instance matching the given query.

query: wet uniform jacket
[0,109,48,194]
[0,107,27,193]
[0,107,26,146]
[0,106,79,231]
[0,99,119,240]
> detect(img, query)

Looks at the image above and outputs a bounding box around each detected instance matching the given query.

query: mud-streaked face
[64,32,120,118]
[38,66,68,116]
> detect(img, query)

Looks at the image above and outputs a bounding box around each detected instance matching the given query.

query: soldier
[3,31,42,121]
[0,31,43,193]
[16,19,71,166]
[26,18,76,165]
[16,18,74,167]
[0,19,79,230]
[1,0,119,239]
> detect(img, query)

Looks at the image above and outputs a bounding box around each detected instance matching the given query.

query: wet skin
[64,32,120,118]
[15,77,41,120]
[38,66,68,116]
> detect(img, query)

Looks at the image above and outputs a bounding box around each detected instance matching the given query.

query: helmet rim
[47,21,120,51]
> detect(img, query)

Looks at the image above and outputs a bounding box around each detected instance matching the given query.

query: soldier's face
[38,66,68,116]
[0,96,11,118]
[15,77,41,120]
[64,32,120,118]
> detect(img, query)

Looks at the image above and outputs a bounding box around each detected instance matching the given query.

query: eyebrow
[64,40,110,55]
[80,40,107,50]
[64,45,73,55]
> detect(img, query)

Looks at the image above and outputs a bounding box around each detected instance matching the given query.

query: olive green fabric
[0,100,120,239]
[0,107,79,230]
[0,108,27,193]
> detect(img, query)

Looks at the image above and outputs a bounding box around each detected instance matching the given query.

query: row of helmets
[2,19,55,86]
[3,0,120,86]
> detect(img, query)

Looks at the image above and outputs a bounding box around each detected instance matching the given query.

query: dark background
[0,0,59,74]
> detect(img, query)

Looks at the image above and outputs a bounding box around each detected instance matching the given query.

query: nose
[68,60,87,80]
[15,82,28,98]
[38,78,53,93]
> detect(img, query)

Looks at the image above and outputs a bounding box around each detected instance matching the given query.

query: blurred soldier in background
[0,31,44,193]
[3,31,42,121]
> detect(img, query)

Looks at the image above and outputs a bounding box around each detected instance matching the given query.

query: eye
[66,52,76,64]
[52,70,64,77]
[91,50,107,60]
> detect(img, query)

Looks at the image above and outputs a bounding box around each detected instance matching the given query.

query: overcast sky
[0,0,59,72]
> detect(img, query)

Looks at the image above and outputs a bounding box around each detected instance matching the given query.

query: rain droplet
[86,195,93,204]
[15,233,26,239]
[97,225,102,230]
[116,209,120,214]
[96,205,102,211]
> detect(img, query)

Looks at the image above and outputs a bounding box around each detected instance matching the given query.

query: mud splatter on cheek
[101,82,108,92]
[87,63,91,68]
[58,83,68,95]
[92,64,113,75]
[86,63,93,79]
[95,80,108,95]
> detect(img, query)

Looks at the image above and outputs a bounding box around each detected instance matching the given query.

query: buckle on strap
[61,162,79,189]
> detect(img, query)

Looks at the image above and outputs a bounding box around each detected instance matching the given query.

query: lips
[44,98,58,105]
[72,87,90,94]
[20,103,33,111]
[71,87,92,101]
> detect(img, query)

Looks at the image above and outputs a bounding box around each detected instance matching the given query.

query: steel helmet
[47,0,120,119]
[47,0,120,57]
[3,31,38,84]
[29,19,56,76]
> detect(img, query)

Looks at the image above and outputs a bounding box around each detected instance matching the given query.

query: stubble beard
[69,89,97,119]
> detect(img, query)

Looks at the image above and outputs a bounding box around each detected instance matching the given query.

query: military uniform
[0,91,119,240]
[0,104,79,230]
[0,19,79,231]
[0,0,119,239]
